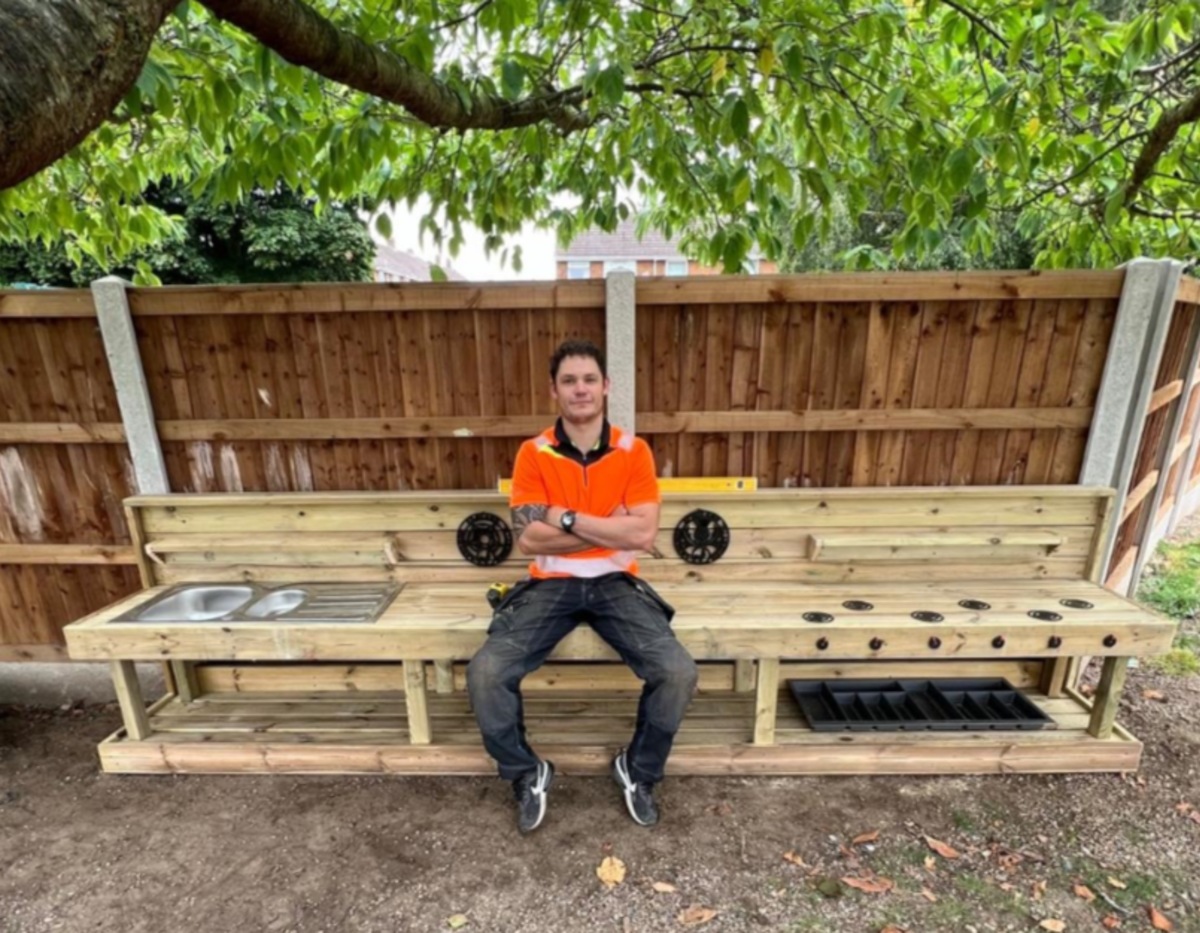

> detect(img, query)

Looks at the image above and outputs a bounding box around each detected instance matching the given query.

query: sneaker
[611,749,660,827]
[512,760,555,834]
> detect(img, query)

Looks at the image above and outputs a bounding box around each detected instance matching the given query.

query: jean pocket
[626,575,676,623]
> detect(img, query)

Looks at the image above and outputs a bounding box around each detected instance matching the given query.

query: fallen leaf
[597,856,626,890]
[652,881,678,894]
[782,850,809,868]
[1142,689,1166,702]
[852,830,880,845]
[1080,683,1096,697]
[1074,884,1096,902]
[923,856,937,873]
[816,878,844,899]
[1148,906,1172,931]
[999,882,1015,892]
[677,905,717,927]
[1174,801,1194,815]
[1189,812,1200,826]
[1107,877,1127,890]
[880,926,908,933]
[1039,920,1066,932]
[925,836,961,859]
[705,802,733,817]
[838,843,856,859]
[1102,917,1121,930]
[921,888,938,903]
[447,916,469,931]
[1032,880,1048,901]
[842,875,895,894]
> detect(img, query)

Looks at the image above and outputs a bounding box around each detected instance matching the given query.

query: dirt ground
[4,539,1200,932]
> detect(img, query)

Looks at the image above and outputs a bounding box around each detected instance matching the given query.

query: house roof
[557,218,763,261]
[373,242,467,281]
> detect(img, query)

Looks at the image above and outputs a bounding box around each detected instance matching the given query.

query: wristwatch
[559,510,577,534]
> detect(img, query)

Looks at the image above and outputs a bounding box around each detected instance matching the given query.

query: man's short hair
[550,339,607,381]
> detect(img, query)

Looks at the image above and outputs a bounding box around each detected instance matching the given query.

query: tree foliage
[2,0,1199,277]
[0,186,373,286]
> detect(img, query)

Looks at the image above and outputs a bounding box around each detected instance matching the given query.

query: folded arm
[512,502,660,555]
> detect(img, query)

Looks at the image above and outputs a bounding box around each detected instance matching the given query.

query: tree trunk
[0,0,175,191]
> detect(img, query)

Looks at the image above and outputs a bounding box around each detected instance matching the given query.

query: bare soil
[3,530,1199,932]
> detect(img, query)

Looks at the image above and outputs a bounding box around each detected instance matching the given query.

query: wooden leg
[1039,657,1071,698]
[1087,657,1129,739]
[111,660,151,741]
[170,661,200,703]
[403,659,432,745]
[434,659,455,694]
[753,658,780,746]
[734,659,757,693]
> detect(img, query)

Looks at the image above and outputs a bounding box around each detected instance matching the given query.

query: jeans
[466,572,699,785]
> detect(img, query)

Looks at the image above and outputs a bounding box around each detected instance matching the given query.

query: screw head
[1103,634,1118,648]
[869,637,884,651]
[816,637,829,651]
[1048,635,1063,649]
[928,636,942,649]
[992,635,1006,649]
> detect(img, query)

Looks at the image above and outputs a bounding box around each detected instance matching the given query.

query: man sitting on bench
[467,339,699,833]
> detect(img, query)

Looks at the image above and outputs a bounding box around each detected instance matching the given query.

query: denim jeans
[466,572,699,785]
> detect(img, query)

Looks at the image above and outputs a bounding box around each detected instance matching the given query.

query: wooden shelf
[97,687,1141,776]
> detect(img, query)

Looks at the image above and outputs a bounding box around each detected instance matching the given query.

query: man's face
[550,355,609,424]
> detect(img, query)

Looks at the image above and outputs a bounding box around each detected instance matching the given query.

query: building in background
[556,218,776,279]
[373,242,467,282]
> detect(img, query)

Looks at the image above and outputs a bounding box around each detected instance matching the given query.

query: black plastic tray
[786,678,1056,732]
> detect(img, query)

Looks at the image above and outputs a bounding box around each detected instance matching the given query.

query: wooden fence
[2,267,1198,657]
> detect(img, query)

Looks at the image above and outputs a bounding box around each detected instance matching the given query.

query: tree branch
[200,0,591,133]
[1124,83,1200,208]
[0,0,177,191]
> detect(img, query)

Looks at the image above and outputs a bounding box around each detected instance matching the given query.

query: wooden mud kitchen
[64,483,1176,776]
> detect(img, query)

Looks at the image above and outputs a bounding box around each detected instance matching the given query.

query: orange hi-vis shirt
[510,418,661,579]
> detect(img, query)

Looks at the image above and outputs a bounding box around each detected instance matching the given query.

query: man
[467,339,699,834]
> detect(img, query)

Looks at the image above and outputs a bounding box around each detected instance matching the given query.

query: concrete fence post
[605,270,637,434]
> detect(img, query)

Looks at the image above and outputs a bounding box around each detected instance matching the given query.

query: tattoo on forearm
[512,504,548,540]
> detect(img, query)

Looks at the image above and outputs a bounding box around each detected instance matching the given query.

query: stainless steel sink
[115,583,401,624]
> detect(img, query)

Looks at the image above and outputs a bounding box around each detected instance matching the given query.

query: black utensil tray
[786,678,1056,732]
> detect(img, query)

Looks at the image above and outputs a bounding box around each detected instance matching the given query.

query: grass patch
[1146,647,1200,676]
[1138,540,1200,618]
[951,810,977,832]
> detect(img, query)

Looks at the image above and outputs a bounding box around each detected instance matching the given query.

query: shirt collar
[553,417,611,454]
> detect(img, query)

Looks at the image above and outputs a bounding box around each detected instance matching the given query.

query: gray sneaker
[612,749,660,827]
[512,760,555,834]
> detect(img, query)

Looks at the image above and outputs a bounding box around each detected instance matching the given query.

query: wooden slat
[0,422,126,443]
[1147,379,1185,415]
[1177,279,1200,305]
[0,290,97,319]
[1121,470,1159,521]
[636,272,1125,305]
[0,544,137,565]
[123,281,608,316]
[111,660,151,740]
[753,658,780,745]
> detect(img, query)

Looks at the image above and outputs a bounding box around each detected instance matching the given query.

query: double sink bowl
[113,583,401,625]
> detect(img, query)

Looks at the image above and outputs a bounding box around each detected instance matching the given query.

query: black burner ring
[842,600,874,611]
[1028,610,1063,622]
[911,611,944,623]
[958,599,991,612]
[803,612,834,624]
[1059,599,1094,610]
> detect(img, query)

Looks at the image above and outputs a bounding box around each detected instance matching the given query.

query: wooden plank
[1147,379,1185,415]
[0,423,126,443]
[403,659,431,744]
[111,660,151,740]
[123,281,607,316]
[0,544,137,565]
[776,303,815,486]
[734,659,756,692]
[753,658,780,745]
[635,271,1126,305]
[1087,656,1129,739]
[874,302,924,485]
[900,300,950,484]
[433,659,455,694]
[922,301,976,485]
[0,644,71,661]
[1176,279,1200,304]
[0,289,97,319]
[850,301,894,485]
[1121,470,1159,521]
[997,299,1059,485]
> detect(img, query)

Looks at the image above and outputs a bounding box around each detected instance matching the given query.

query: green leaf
[946,148,975,193]
[1104,187,1126,227]
[501,60,525,101]
[597,65,625,106]
[731,98,751,139]
[429,263,448,282]
[375,213,392,240]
